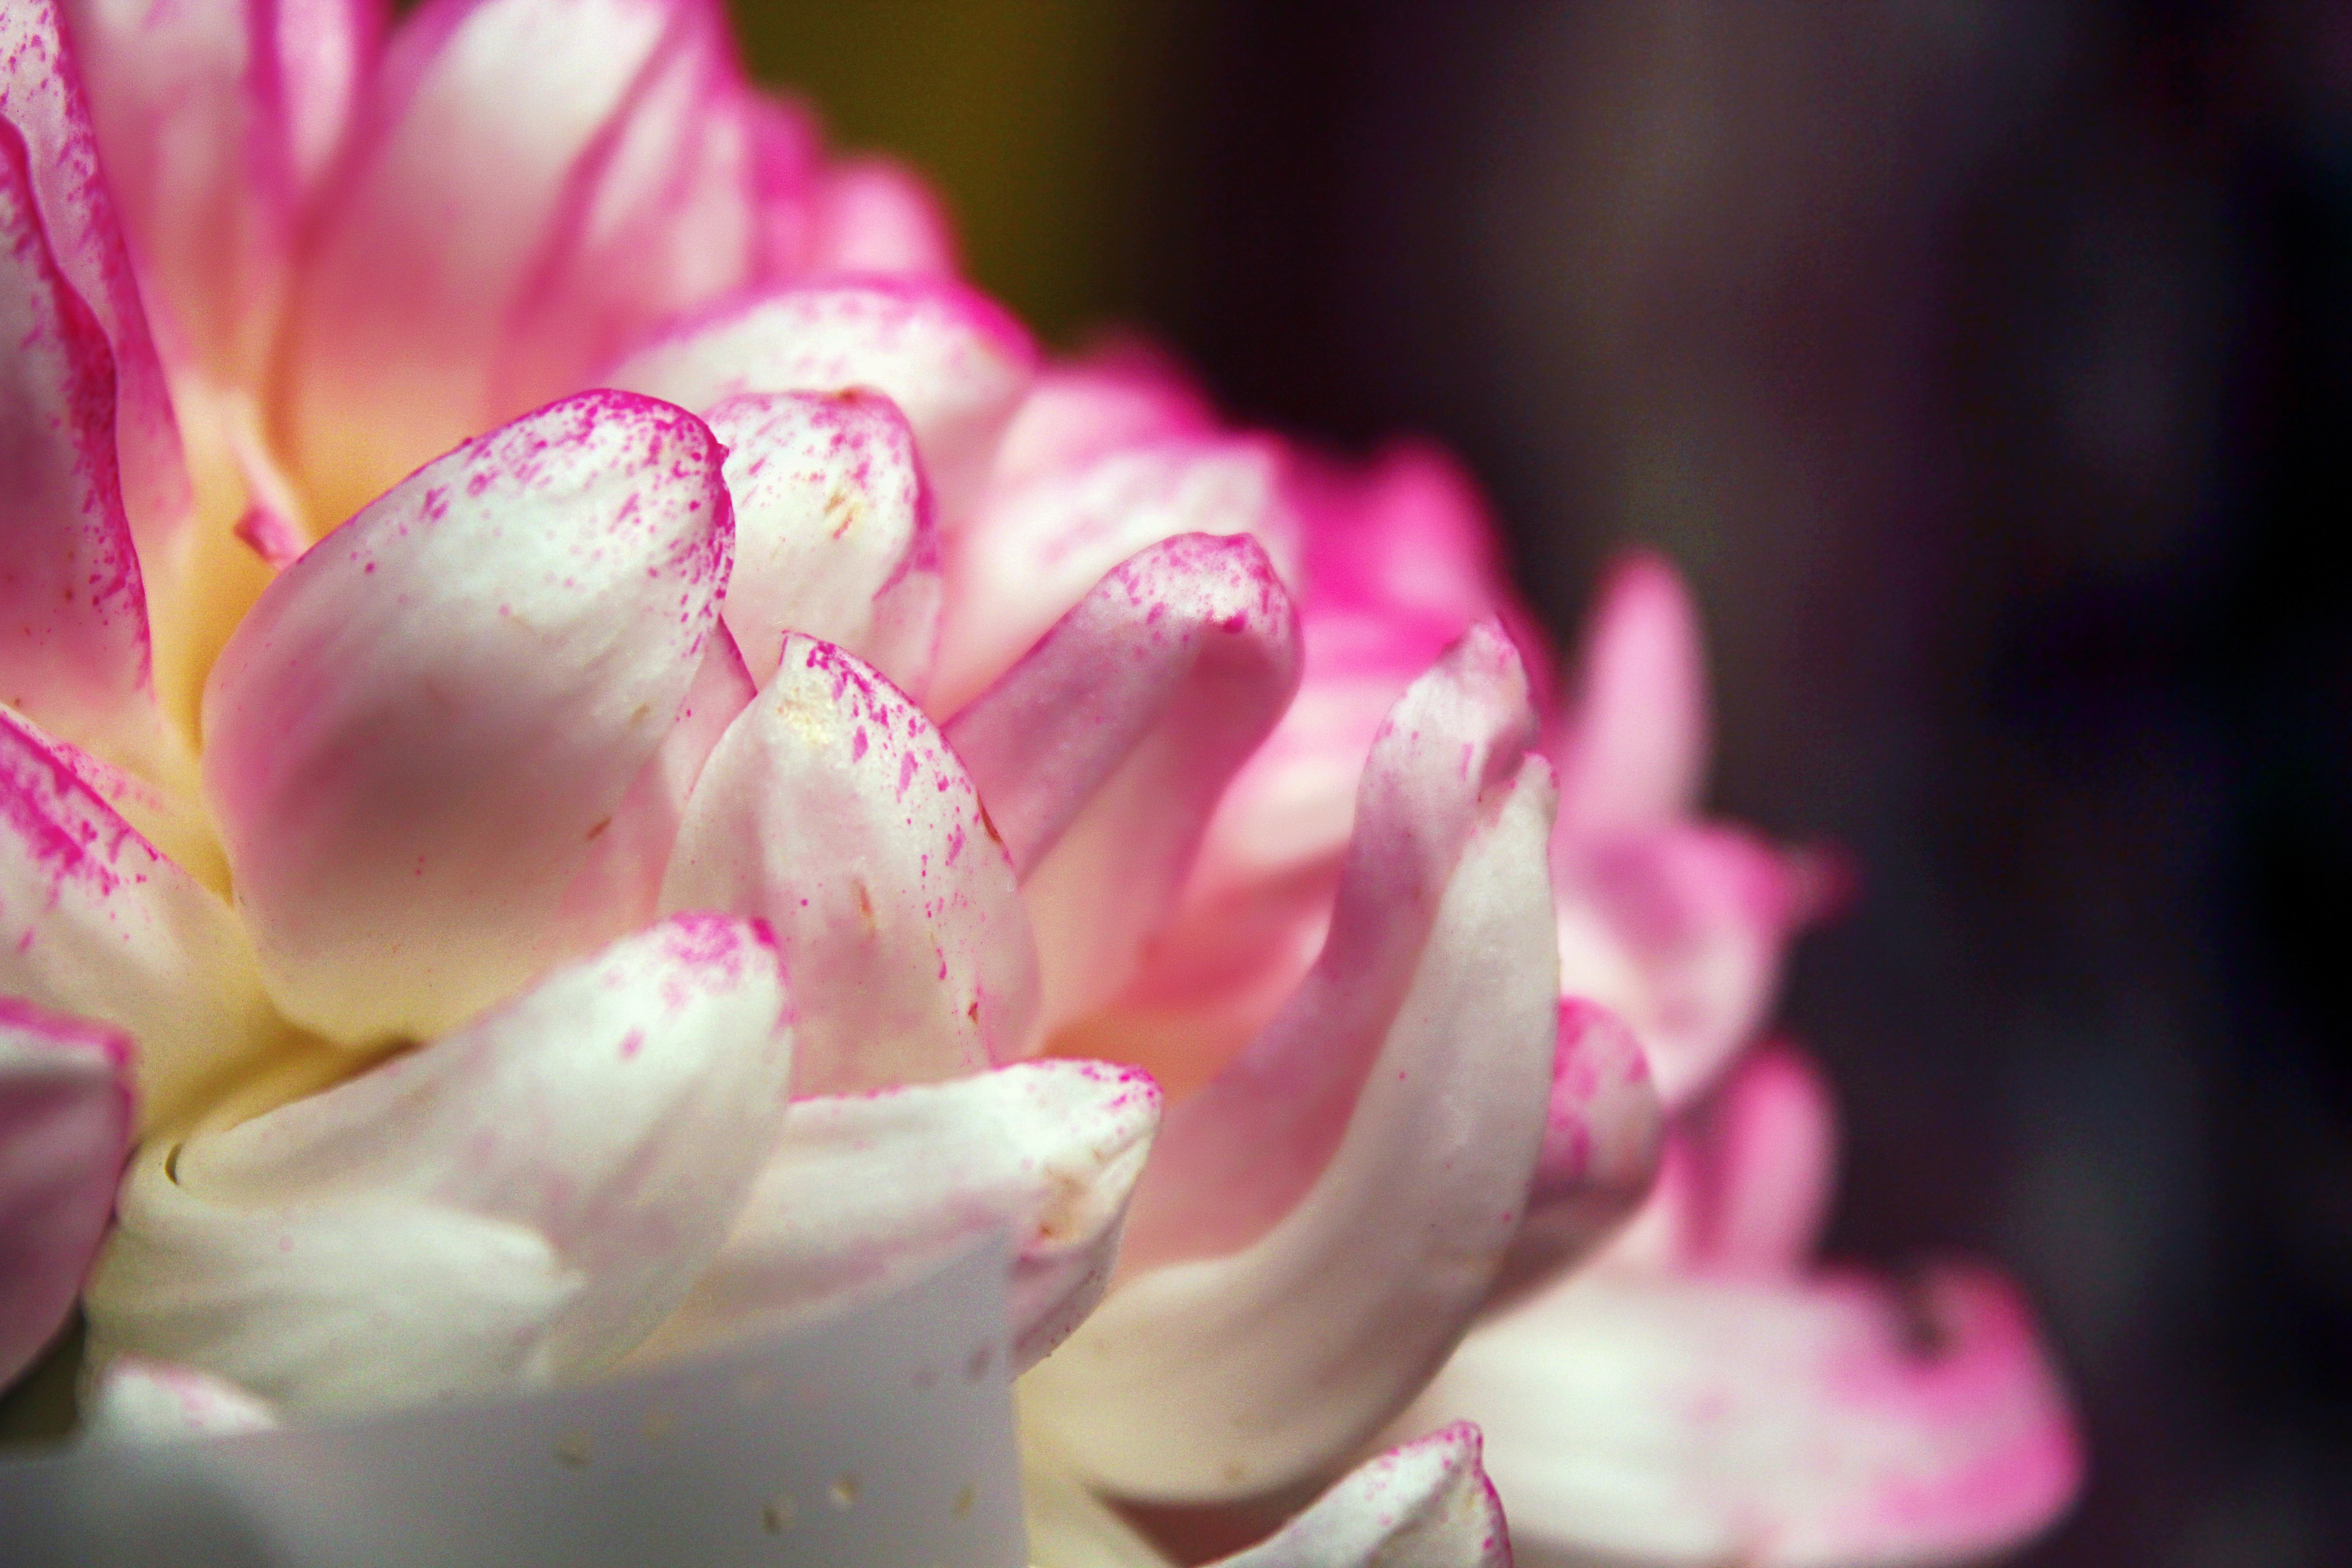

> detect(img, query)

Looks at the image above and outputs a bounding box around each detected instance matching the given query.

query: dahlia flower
[0,0,2082,1563]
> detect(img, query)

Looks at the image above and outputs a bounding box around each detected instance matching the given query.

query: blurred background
[735,4,2349,1565]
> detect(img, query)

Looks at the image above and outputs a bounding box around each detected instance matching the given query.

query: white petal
[79,1356,279,1442]
[660,634,1039,1094]
[1214,1424,1510,1568]
[84,915,793,1416]
[639,1059,1158,1373]
[202,391,732,1044]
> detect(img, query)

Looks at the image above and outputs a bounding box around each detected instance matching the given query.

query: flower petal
[277,0,750,522]
[806,154,956,276]
[1553,550,1710,834]
[638,1058,1158,1374]
[0,120,156,767]
[0,0,192,571]
[1553,822,1802,1109]
[1398,1266,2083,1568]
[932,436,1299,714]
[704,389,940,693]
[84,915,793,1416]
[660,634,1039,1093]
[0,707,284,1127]
[80,1355,279,1441]
[202,390,732,1044]
[0,998,132,1384]
[1214,1423,1511,1568]
[988,345,1216,492]
[946,534,1300,1028]
[1023,625,1560,1501]
[606,277,1035,533]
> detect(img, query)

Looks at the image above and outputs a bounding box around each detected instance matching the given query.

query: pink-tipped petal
[0,999,133,1384]
[202,391,732,1044]
[85,915,793,1416]
[660,633,1039,1093]
[807,154,957,277]
[278,0,750,521]
[640,1058,1159,1374]
[989,345,1217,492]
[946,534,1301,1028]
[932,436,1299,715]
[1215,1424,1512,1568]
[80,1356,279,1441]
[1554,551,1711,834]
[0,0,192,568]
[1399,1266,2082,1568]
[1553,822,1803,1110]
[1490,999,1664,1301]
[607,277,1034,533]
[1023,627,1560,1501]
[0,119,155,763]
[0,708,282,1128]
[703,389,940,692]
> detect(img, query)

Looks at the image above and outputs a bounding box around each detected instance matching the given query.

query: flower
[0,0,2083,1564]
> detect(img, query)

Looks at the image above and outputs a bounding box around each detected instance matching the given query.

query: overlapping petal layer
[84,915,792,1415]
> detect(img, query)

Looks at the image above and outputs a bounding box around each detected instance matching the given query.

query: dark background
[757,4,2346,1565]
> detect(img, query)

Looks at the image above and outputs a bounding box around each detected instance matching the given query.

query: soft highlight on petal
[80,1355,279,1442]
[660,633,1039,1093]
[85,915,792,1416]
[203,390,731,1044]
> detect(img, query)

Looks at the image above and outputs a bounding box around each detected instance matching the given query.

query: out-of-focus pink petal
[933,436,1300,715]
[1553,550,1710,834]
[61,0,377,390]
[946,534,1300,1028]
[640,1058,1159,1374]
[0,708,283,1128]
[1604,1039,1840,1279]
[1490,999,1664,1301]
[1397,1266,2083,1568]
[85,915,793,1416]
[80,1356,279,1441]
[807,154,956,277]
[1214,1424,1511,1568]
[1296,443,1526,655]
[988,343,1216,492]
[742,88,820,278]
[704,389,939,693]
[278,0,753,523]
[203,391,732,1045]
[0,121,156,766]
[607,277,1035,531]
[0,999,132,1384]
[660,633,1039,1094]
[1553,822,1803,1110]
[0,0,192,570]
[1024,627,1560,1501]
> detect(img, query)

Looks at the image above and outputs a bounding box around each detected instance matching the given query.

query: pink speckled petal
[1489,998,1664,1300]
[607,277,1034,532]
[641,1058,1159,1374]
[1605,1040,1839,1279]
[946,534,1300,1029]
[62,0,377,389]
[0,999,133,1384]
[0,708,282,1129]
[1553,551,1710,834]
[0,0,192,569]
[202,391,732,1045]
[703,389,939,693]
[1023,625,1560,1501]
[1553,822,1802,1110]
[1398,1265,2082,1568]
[806,155,956,277]
[660,633,1039,1094]
[934,436,1301,715]
[1214,1424,1511,1568]
[278,0,753,522]
[85,915,792,1416]
[988,344,1217,493]
[81,1356,280,1441]
[0,120,157,766]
